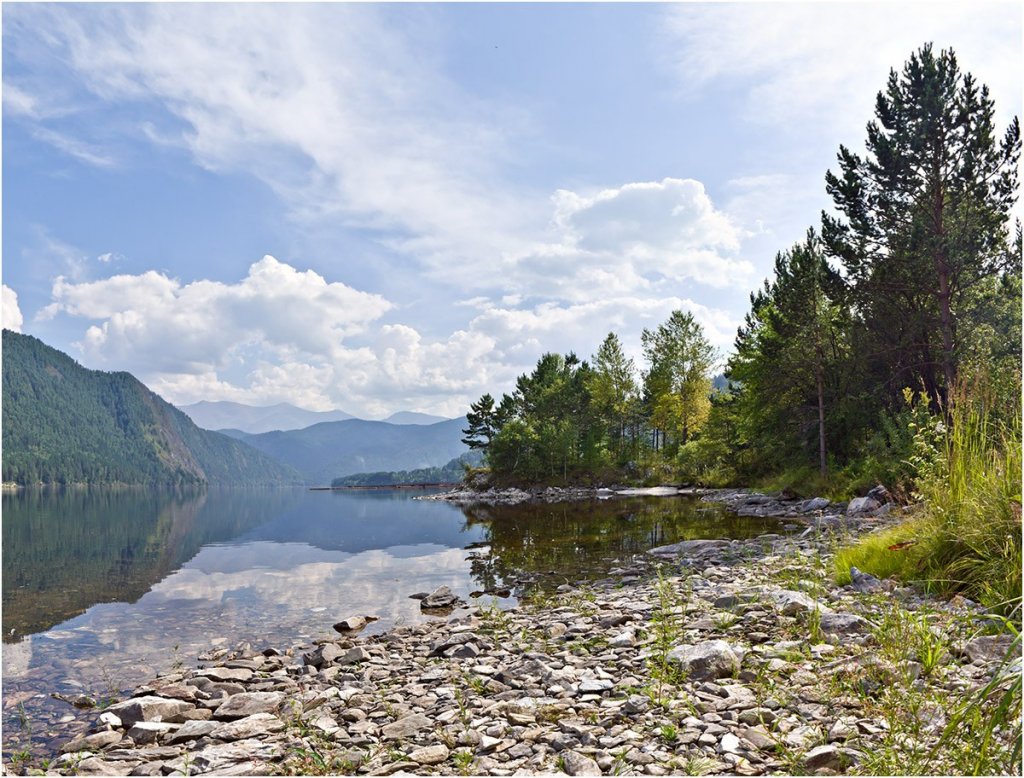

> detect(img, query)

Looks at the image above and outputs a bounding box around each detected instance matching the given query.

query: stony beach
[16,489,1021,776]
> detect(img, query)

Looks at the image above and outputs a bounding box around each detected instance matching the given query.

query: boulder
[961,634,1021,664]
[105,696,196,728]
[849,566,884,593]
[819,612,872,636]
[209,713,285,741]
[847,496,881,515]
[767,589,831,616]
[408,744,450,765]
[799,497,831,513]
[420,585,463,610]
[667,640,742,681]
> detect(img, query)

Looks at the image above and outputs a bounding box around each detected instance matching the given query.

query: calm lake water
[1,487,788,759]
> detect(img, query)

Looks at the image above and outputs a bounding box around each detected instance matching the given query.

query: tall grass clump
[835,380,1022,620]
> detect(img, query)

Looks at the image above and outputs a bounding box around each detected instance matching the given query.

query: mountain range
[2,330,469,487]
[177,400,450,433]
[1,331,302,487]
[222,417,469,486]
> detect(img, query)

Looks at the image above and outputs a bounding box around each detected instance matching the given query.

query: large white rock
[667,639,742,680]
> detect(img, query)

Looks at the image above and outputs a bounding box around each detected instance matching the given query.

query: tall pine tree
[822,44,1020,407]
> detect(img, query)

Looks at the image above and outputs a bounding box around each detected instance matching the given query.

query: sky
[2,2,1021,419]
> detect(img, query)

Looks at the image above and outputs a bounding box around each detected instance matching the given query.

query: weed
[658,722,678,742]
[453,749,474,775]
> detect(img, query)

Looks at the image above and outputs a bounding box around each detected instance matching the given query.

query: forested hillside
[1,331,303,487]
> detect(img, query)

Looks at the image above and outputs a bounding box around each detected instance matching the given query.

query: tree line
[465,45,1020,493]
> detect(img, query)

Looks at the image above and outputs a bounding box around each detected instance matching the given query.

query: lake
[1,487,789,759]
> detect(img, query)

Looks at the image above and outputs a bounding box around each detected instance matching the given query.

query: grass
[834,383,1022,619]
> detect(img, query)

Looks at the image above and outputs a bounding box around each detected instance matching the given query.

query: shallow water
[1,486,787,759]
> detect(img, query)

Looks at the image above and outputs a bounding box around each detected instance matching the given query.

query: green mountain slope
[225,417,470,485]
[1,330,302,486]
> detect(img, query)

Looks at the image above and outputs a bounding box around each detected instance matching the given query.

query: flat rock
[408,744,450,765]
[381,713,432,740]
[61,730,123,753]
[175,738,281,774]
[767,589,831,616]
[105,696,196,728]
[166,719,218,744]
[561,750,602,775]
[962,634,1020,664]
[126,722,177,745]
[648,539,730,558]
[209,712,285,741]
[819,612,871,636]
[420,585,463,610]
[213,691,286,720]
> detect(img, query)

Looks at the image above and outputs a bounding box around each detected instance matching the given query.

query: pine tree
[822,43,1020,406]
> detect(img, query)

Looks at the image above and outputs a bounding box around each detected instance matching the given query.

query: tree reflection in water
[460,496,788,594]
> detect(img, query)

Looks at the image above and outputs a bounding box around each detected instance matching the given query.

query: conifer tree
[822,43,1020,406]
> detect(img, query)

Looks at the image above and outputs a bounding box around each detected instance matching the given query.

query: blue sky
[3,2,1021,418]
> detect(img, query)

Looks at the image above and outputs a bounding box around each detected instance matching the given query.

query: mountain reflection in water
[1,487,787,761]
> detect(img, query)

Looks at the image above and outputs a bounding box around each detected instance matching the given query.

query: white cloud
[45,256,392,377]
[44,257,739,417]
[9,3,538,276]
[3,286,24,332]
[502,178,755,302]
[663,3,1022,138]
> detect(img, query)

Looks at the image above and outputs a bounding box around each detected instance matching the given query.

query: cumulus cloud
[3,285,24,332]
[500,178,755,301]
[43,257,739,417]
[44,256,391,377]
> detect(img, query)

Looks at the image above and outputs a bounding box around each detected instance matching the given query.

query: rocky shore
[19,492,1021,776]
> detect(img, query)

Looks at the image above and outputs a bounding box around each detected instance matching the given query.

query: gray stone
[799,497,830,513]
[175,738,281,774]
[667,640,741,681]
[337,646,372,665]
[408,744,450,765]
[196,667,254,683]
[213,691,286,720]
[561,750,602,775]
[578,678,614,694]
[819,612,871,636]
[963,634,1020,664]
[209,712,285,741]
[421,585,462,609]
[648,539,730,558]
[719,733,742,754]
[61,730,124,752]
[767,589,831,616]
[849,566,884,593]
[803,744,858,770]
[429,631,479,657]
[105,696,196,728]
[609,629,636,647]
[166,719,218,744]
[126,722,177,745]
[381,713,432,740]
[847,496,881,515]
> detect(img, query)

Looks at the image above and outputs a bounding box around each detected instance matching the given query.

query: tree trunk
[815,362,827,478]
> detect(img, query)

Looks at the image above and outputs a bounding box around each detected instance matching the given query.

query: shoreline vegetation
[14,488,1021,776]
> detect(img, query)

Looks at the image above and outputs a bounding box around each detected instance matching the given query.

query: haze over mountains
[221,418,469,486]
[178,400,450,434]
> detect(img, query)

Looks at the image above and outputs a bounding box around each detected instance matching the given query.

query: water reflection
[464,497,786,590]
[1,487,787,761]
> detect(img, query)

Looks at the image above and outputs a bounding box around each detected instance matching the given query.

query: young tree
[729,230,848,476]
[822,43,1020,406]
[462,393,499,452]
[641,311,715,454]
[588,332,638,461]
